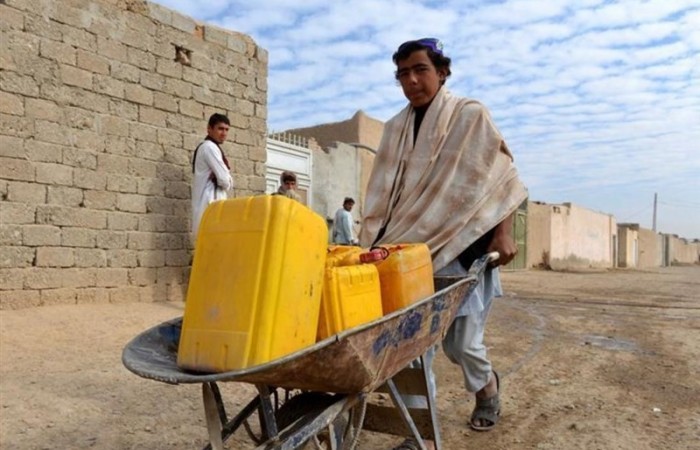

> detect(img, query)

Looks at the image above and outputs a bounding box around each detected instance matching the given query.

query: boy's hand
[487,213,517,267]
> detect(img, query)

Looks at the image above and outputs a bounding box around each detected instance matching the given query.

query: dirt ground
[1,266,699,450]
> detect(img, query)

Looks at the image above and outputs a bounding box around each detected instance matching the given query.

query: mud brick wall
[0,0,268,309]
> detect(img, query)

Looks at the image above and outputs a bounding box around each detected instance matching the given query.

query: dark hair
[343,197,355,205]
[208,113,230,128]
[280,170,297,183]
[393,41,452,83]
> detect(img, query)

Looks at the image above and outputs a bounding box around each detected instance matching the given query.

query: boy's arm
[486,213,517,267]
[202,144,232,190]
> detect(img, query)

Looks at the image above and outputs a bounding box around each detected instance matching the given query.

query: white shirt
[333,208,356,244]
[191,140,233,239]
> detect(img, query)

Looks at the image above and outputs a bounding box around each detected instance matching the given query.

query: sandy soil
[1,266,699,449]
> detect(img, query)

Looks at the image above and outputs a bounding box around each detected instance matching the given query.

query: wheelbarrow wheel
[242,387,301,445]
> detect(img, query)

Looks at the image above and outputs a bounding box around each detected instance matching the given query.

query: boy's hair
[208,113,230,128]
[344,197,355,205]
[393,38,452,83]
[280,170,297,183]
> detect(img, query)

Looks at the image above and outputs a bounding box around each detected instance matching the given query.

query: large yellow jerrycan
[177,195,328,372]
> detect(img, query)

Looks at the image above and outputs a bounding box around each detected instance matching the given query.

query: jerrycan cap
[359,247,390,263]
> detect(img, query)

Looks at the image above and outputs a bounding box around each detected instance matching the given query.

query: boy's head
[343,197,355,211]
[393,38,452,108]
[280,171,297,191]
[207,113,230,144]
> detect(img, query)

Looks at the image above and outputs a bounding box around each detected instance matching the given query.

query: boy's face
[207,122,230,144]
[396,49,446,107]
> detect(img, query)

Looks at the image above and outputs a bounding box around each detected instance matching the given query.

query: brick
[0,135,24,158]
[36,205,107,229]
[129,267,157,286]
[127,158,157,178]
[76,288,109,304]
[97,36,127,62]
[100,115,130,136]
[0,113,35,138]
[25,98,63,122]
[156,58,182,79]
[167,283,187,302]
[60,64,93,90]
[139,70,165,91]
[104,135,135,156]
[47,186,83,207]
[0,225,22,246]
[179,99,203,118]
[93,74,125,98]
[165,250,189,266]
[36,246,74,267]
[0,5,25,31]
[40,288,77,306]
[96,230,127,249]
[109,286,140,303]
[117,193,147,213]
[156,266,186,284]
[139,284,167,303]
[139,106,166,126]
[62,26,96,52]
[154,92,178,112]
[127,231,157,250]
[106,174,137,193]
[63,148,98,169]
[138,214,166,232]
[171,12,196,33]
[98,153,129,173]
[0,246,35,268]
[129,122,158,142]
[73,168,106,190]
[0,290,41,310]
[136,179,164,196]
[0,91,24,115]
[35,120,71,146]
[144,196,172,215]
[96,268,127,287]
[22,225,61,246]
[83,190,117,210]
[148,2,172,25]
[64,106,97,130]
[23,268,62,289]
[162,77,192,98]
[138,250,165,267]
[60,268,96,288]
[77,50,110,74]
[0,268,25,290]
[0,202,35,224]
[35,162,73,186]
[26,140,63,163]
[62,227,96,247]
[106,249,137,267]
[0,157,34,182]
[137,141,163,161]
[109,61,140,83]
[74,248,106,267]
[39,38,76,65]
[6,181,46,204]
[165,181,190,199]
[127,47,155,70]
[65,87,109,113]
[157,128,182,147]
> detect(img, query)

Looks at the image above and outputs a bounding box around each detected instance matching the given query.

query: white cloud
[152,0,700,238]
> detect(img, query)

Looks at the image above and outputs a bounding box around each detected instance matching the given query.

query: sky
[155,0,700,239]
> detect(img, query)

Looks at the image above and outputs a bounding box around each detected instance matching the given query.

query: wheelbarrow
[122,253,498,449]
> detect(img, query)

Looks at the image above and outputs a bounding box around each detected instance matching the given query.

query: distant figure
[275,170,302,202]
[333,197,358,245]
[191,113,233,239]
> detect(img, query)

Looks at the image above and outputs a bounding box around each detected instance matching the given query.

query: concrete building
[527,201,617,270]
[0,0,267,309]
[617,224,664,268]
[665,235,700,265]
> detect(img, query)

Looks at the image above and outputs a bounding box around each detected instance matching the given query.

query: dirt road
[1,266,698,449]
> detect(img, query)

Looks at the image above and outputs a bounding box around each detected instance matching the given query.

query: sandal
[470,370,501,431]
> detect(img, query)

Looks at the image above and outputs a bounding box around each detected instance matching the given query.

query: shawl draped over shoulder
[359,88,528,272]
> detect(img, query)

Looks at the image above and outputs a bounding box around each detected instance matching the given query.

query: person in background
[275,170,302,201]
[191,113,233,240]
[333,197,358,245]
[360,38,527,449]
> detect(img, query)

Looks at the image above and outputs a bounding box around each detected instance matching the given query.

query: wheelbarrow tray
[123,275,476,394]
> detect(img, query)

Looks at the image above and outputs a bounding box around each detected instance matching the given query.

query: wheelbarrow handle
[466,251,500,278]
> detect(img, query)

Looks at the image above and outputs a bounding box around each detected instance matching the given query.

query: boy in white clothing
[191,113,233,240]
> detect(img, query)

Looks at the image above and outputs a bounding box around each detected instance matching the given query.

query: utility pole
[652,192,657,231]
